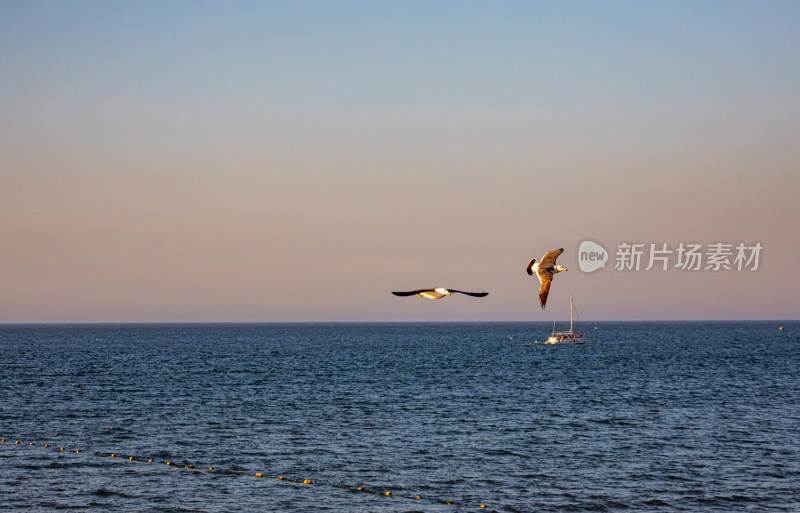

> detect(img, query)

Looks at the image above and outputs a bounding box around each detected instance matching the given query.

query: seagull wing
[392,289,435,296]
[448,290,489,297]
[526,259,537,276]
[539,248,564,269]
[538,278,552,309]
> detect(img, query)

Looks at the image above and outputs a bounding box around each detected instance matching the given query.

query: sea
[1,322,798,512]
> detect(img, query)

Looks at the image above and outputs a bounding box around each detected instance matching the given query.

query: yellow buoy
[148,459,153,462]
[129,456,134,461]
[385,491,392,496]
[255,473,263,478]
[44,444,49,448]
[111,453,115,457]
[208,467,213,471]
[357,487,362,491]
[279,476,284,480]
[481,505,486,508]
[166,461,171,466]
[75,450,80,453]
[60,447,65,451]
[29,442,34,445]
[15,441,19,444]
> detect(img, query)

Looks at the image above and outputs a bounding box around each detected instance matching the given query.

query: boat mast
[569,292,574,332]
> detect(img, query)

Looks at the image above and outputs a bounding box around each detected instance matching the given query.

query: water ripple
[1,322,799,512]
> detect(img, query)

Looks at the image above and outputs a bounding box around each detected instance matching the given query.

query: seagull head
[556,266,568,272]
[434,287,450,295]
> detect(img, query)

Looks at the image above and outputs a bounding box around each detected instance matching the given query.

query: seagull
[391,288,489,299]
[526,248,567,309]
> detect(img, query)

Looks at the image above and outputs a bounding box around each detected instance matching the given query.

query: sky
[2,0,799,322]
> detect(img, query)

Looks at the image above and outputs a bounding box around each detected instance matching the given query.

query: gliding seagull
[526,248,567,309]
[391,288,489,299]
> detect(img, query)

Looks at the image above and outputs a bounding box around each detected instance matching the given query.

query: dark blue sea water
[1,322,798,512]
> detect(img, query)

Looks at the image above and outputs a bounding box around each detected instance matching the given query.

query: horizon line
[0,319,796,326]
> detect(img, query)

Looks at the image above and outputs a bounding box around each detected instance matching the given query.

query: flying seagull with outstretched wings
[392,288,489,299]
[526,248,567,309]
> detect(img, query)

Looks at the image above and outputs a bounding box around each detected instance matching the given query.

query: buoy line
[0,437,488,509]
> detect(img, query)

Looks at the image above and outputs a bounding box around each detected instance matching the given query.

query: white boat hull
[545,332,585,344]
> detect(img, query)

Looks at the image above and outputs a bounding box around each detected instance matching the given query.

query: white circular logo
[578,240,608,272]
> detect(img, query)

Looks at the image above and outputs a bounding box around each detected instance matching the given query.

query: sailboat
[545,292,585,344]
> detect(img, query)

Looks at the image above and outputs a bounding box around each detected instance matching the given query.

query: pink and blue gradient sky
[2,1,799,322]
